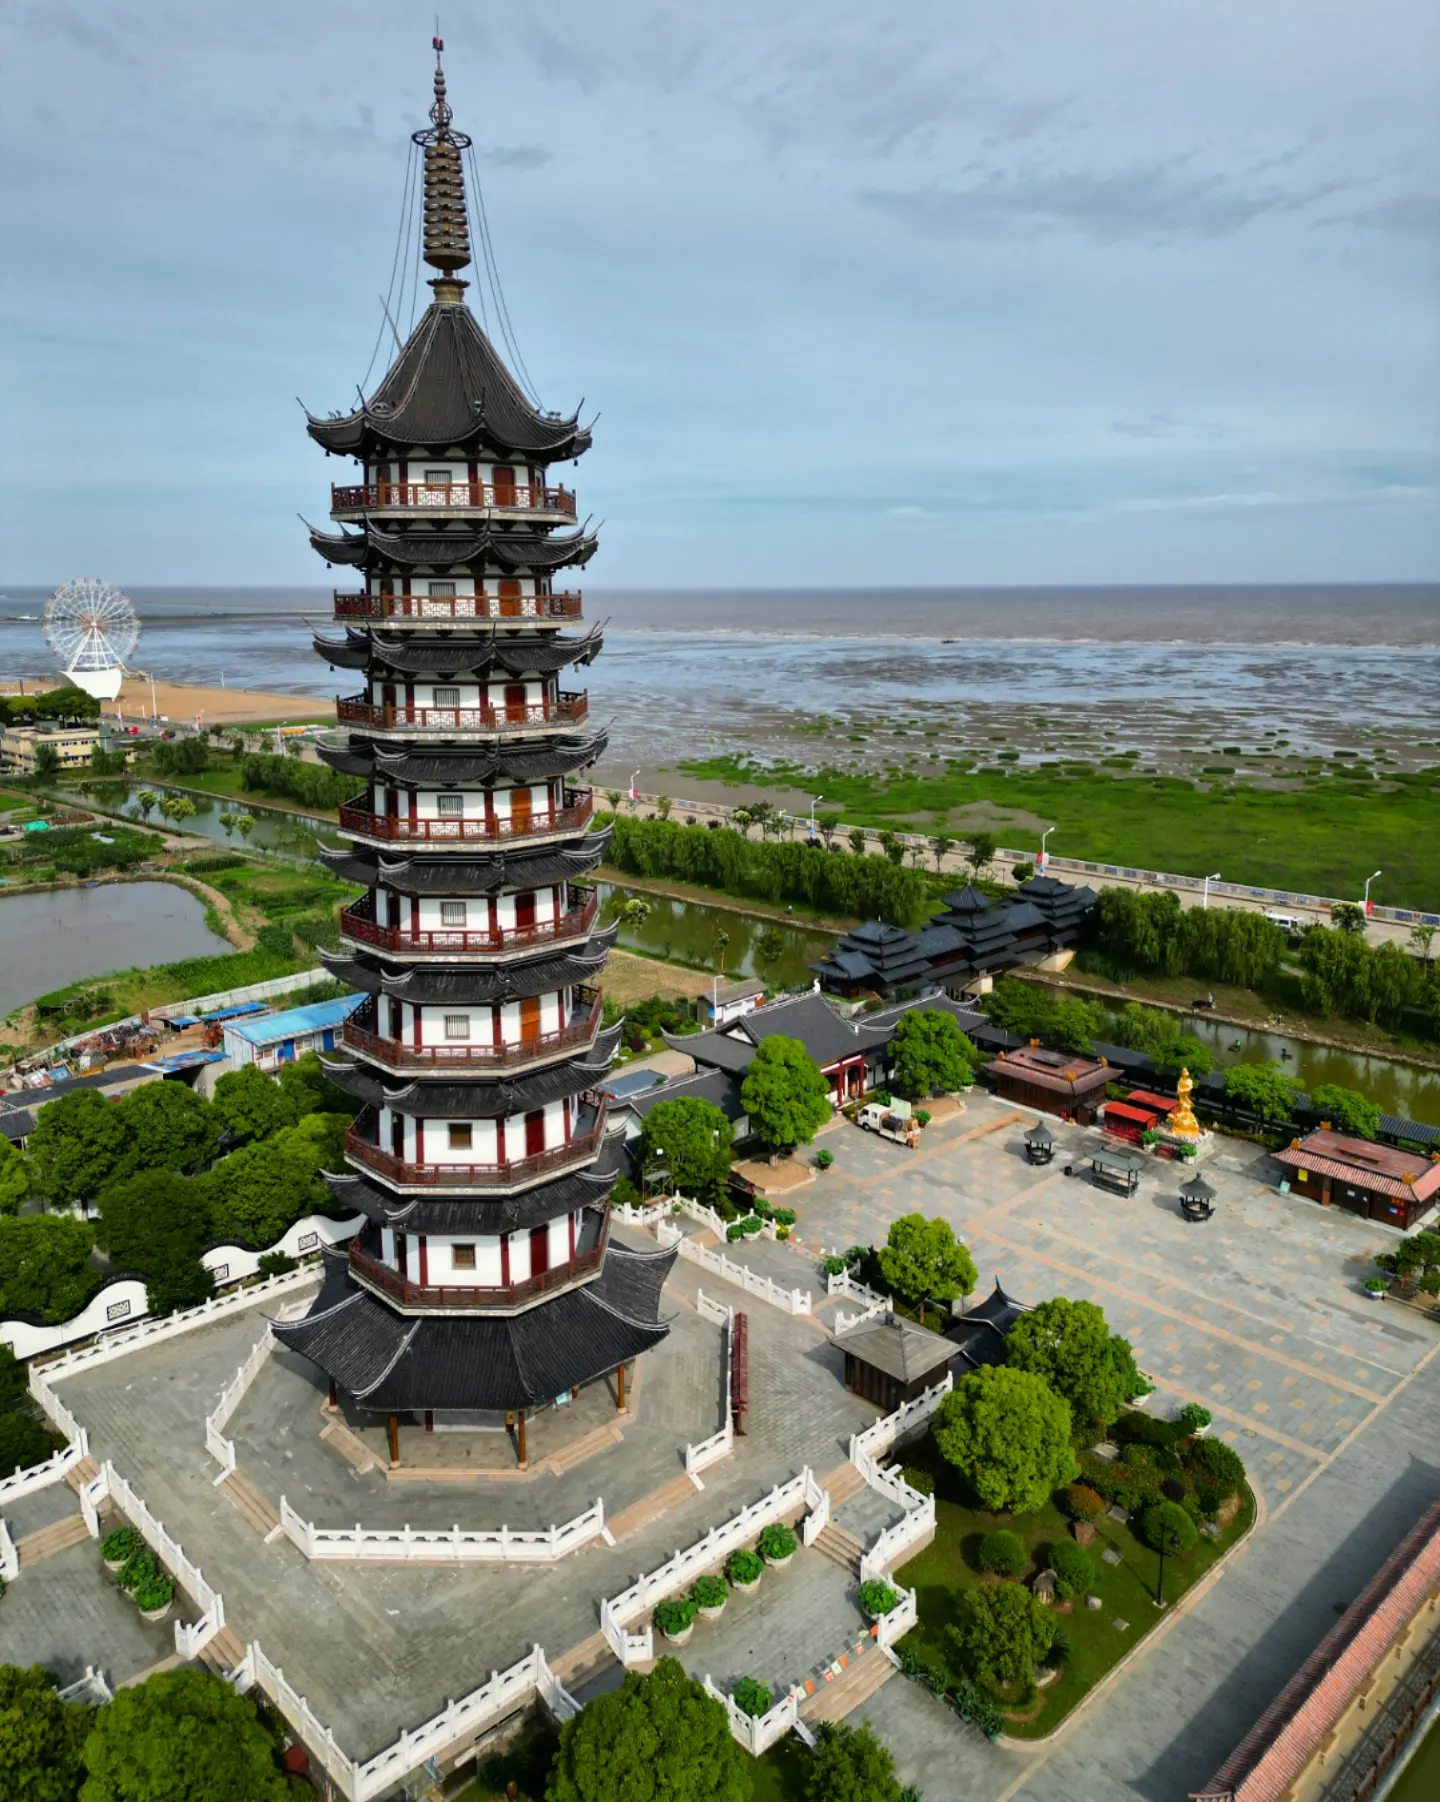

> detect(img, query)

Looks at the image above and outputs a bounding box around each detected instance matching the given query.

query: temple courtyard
[16,1090,1440,1801]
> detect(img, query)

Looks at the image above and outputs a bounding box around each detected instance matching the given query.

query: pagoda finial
[414,37,473,304]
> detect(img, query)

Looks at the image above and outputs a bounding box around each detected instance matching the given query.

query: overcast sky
[2,0,1437,587]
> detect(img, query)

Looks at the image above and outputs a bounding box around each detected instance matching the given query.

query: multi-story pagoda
[274,51,673,1465]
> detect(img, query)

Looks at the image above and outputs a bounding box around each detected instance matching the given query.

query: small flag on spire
[433,35,443,51]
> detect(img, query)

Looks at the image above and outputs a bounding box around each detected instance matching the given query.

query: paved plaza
[13,1092,1440,1800]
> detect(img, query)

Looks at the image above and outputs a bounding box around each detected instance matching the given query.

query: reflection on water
[597,883,832,990]
[0,882,232,1015]
[46,781,344,859]
[1182,1015,1440,1126]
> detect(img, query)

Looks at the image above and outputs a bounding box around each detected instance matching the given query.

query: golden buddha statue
[1168,1068,1201,1140]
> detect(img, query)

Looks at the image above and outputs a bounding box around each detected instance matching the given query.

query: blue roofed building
[222,994,363,1071]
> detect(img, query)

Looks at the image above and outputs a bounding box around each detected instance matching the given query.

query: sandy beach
[2,674,331,729]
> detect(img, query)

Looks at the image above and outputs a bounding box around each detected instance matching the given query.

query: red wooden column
[327,1376,338,1411]
[516,1409,527,1467]
[615,1361,626,1413]
[387,1413,400,1466]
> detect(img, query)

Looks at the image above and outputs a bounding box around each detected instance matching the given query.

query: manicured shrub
[731,1676,772,1718]
[653,1595,697,1637]
[1113,1410,1179,1448]
[727,1548,763,1585]
[859,1579,898,1616]
[1060,1484,1105,1522]
[900,1466,935,1497]
[1139,1501,1199,1554]
[821,1256,846,1277]
[976,1529,1026,1578]
[133,1572,176,1613]
[773,1206,797,1226]
[814,1147,835,1169]
[1046,1539,1093,1599]
[0,1413,58,1479]
[775,1224,790,1241]
[950,1582,1056,1690]
[752,1198,774,1221]
[691,1574,727,1610]
[758,1523,797,1562]
[100,1527,145,1563]
[257,1251,297,1277]
[1187,1435,1246,1495]
[1195,1482,1226,1516]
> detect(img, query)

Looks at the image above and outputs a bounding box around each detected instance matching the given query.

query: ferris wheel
[43,578,140,701]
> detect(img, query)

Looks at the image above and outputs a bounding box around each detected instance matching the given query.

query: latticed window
[448,1123,473,1151]
[434,686,461,708]
[424,468,451,485]
[444,1015,471,1039]
[428,580,456,597]
[436,794,463,817]
[451,1243,477,1270]
[440,901,467,925]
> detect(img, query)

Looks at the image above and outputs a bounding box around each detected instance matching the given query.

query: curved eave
[318,827,611,894]
[311,624,604,676]
[317,730,607,784]
[321,921,617,999]
[324,1031,621,1116]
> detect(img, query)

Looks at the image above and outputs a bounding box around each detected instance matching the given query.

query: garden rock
[1085,1594,1103,1610]
[1032,1570,1058,1603]
[1035,1664,1060,1689]
[1106,1503,1129,1524]
[1072,1521,1097,1548]
[1201,1522,1221,1542]
[1113,1617,1130,1633]
[1092,1441,1120,1462]
[1101,1547,1122,1566]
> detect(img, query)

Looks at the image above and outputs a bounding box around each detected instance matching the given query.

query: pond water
[1180,1013,1440,1126]
[596,882,834,990]
[45,780,345,859]
[0,881,233,1017]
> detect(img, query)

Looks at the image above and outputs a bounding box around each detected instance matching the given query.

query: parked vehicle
[856,1102,920,1148]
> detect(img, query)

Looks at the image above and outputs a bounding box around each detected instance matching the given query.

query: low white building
[222,994,361,1070]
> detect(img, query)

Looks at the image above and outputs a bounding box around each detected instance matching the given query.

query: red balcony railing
[344,1099,607,1187]
[331,481,576,518]
[335,692,588,734]
[337,791,592,846]
[332,590,583,623]
[342,989,603,1072]
[339,892,599,957]
[348,1236,606,1310]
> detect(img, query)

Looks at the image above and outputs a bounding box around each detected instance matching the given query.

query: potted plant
[100,1527,145,1573]
[726,1548,763,1592]
[117,1548,158,1594]
[134,1573,176,1624]
[1363,1276,1387,1300]
[758,1523,797,1568]
[692,1574,728,1621]
[1128,1377,1157,1409]
[774,1208,797,1228]
[1178,1403,1213,1437]
[815,1149,835,1171]
[860,1579,898,1620]
[775,1224,790,1241]
[654,1596,698,1645]
[731,1677,772,1719]
[914,1109,931,1129]
[821,1255,846,1277]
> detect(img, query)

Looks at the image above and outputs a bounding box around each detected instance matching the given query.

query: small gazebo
[834,1315,958,1411]
[1180,1173,1218,1222]
[1024,1121,1055,1166]
[1088,1144,1146,1195]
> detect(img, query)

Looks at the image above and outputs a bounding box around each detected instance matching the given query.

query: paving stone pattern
[0,1537,177,1688]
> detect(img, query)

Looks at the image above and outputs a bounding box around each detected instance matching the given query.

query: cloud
[1318,194,1440,236]
[479,143,553,172]
[1112,413,1226,440]
[862,159,1353,242]
[886,504,930,518]
[1115,491,1284,514]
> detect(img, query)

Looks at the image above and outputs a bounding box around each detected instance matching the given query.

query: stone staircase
[66,1456,100,1492]
[17,1513,91,1567]
[820,1461,867,1507]
[199,1625,247,1677]
[220,1471,281,1538]
[800,1646,894,1725]
[543,1419,623,1476]
[811,1522,865,1576]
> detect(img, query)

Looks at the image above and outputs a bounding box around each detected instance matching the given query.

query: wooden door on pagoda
[503,683,528,725]
[509,787,532,837]
[524,1111,547,1159]
[381,681,398,726]
[519,993,541,1041]
[514,891,537,933]
[498,579,522,619]
[528,1221,550,1277]
[493,465,517,508]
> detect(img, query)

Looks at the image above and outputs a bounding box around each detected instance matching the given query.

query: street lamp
[629,770,640,810]
[1363,869,1382,916]
[809,794,824,838]
[1038,826,1055,875]
[1202,871,1221,910]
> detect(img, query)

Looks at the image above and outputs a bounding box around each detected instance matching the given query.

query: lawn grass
[134,762,341,819]
[893,1435,1254,1739]
[679,755,1440,908]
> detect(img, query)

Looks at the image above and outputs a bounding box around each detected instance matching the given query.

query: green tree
[27,1089,129,1210]
[932,1366,1078,1513]
[888,1009,976,1097]
[754,927,787,966]
[816,811,844,851]
[1138,1499,1199,1554]
[157,793,196,828]
[116,1082,222,1178]
[0,1413,59,1480]
[639,1098,733,1205]
[202,1115,348,1249]
[1011,861,1035,886]
[1151,1035,1214,1081]
[930,832,955,873]
[233,812,256,843]
[79,1667,289,1802]
[33,743,62,781]
[276,1050,353,1122]
[965,831,997,880]
[879,1214,977,1313]
[1115,1003,1183,1057]
[1049,997,1104,1056]
[949,1581,1056,1691]
[1224,1061,1299,1123]
[546,1656,750,1802]
[878,830,905,867]
[740,1035,832,1156]
[0,1136,31,1216]
[1004,1296,1144,1430]
[805,1720,901,1802]
[0,1663,90,1802]
[1331,901,1368,935]
[847,827,867,857]
[0,1342,27,1409]
[0,1216,102,1323]
[212,1064,292,1145]
[133,789,159,823]
[1308,1084,1381,1139]
[95,1173,214,1316]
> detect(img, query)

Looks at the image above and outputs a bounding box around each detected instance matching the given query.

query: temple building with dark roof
[275,53,671,1466]
[811,877,1096,1002]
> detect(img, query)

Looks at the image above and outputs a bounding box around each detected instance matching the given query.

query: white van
[1264,910,1302,934]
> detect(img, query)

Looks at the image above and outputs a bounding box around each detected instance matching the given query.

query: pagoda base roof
[271,1240,675,1413]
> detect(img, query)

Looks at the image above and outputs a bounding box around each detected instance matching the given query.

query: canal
[595,882,834,988]
[44,778,345,860]
[0,882,233,1017]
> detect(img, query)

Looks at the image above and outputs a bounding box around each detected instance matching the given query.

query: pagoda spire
[415,38,472,304]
